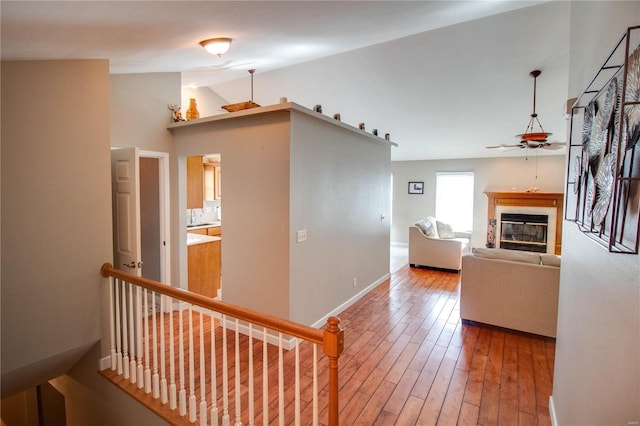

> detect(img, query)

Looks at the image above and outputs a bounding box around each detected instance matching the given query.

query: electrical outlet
[353,277,357,288]
[297,229,307,242]
[380,213,386,221]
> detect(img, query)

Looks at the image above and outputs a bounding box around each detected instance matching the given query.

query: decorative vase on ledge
[186,98,199,120]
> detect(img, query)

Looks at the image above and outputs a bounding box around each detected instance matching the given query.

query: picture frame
[408,181,424,194]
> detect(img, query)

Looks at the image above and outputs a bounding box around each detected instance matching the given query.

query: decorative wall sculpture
[565,25,640,254]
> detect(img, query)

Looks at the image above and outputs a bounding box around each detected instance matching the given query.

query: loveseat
[460,248,560,337]
[409,217,471,271]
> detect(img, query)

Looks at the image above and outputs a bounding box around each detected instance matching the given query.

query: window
[435,172,474,232]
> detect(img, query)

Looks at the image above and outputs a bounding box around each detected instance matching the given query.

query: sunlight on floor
[390,244,408,273]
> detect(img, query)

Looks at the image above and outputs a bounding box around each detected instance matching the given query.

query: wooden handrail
[101,263,329,344]
[101,262,344,425]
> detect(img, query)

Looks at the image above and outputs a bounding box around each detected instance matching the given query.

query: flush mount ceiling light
[199,37,232,57]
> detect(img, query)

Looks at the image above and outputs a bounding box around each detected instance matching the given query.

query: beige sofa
[460,248,560,337]
[409,217,471,271]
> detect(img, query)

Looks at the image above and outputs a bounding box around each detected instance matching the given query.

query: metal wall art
[565,25,640,254]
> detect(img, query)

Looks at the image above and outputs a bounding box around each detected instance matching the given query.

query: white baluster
[179,306,187,416]
[109,277,116,370]
[160,294,168,404]
[152,293,160,399]
[199,312,207,426]
[248,324,254,426]
[222,315,230,426]
[169,297,177,409]
[312,345,318,426]
[122,281,130,380]
[211,314,219,426]
[262,328,268,426]
[136,286,144,389]
[278,333,284,426]
[189,307,197,423]
[234,319,242,426]
[295,339,300,426]
[129,283,136,384]
[144,289,152,394]
[115,279,122,375]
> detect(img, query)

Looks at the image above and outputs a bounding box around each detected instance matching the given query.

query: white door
[111,147,142,276]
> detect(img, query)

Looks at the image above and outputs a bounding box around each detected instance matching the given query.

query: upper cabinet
[204,161,221,201]
[187,155,204,209]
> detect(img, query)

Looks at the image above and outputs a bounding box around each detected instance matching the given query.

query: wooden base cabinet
[187,240,220,298]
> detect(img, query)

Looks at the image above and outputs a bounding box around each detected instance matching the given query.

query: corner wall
[289,110,391,326]
[1,60,112,396]
[551,2,640,424]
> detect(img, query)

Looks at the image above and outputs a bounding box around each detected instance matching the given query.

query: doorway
[140,150,171,284]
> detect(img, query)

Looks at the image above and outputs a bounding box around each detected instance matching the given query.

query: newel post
[323,316,344,426]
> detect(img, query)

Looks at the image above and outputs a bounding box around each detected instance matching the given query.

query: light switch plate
[297,229,307,242]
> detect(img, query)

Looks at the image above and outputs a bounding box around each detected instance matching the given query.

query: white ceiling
[1,0,571,161]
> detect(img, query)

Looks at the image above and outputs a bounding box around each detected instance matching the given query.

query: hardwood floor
[334,265,555,425]
[102,262,555,425]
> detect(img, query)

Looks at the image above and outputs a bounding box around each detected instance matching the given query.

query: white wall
[391,155,566,248]
[171,110,293,319]
[170,105,391,326]
[1,60,112,395]
[209,1,570,162]
[551,2,640,425]
[181,86,229,119]
[110,72,181,287]
[289,110,391,325]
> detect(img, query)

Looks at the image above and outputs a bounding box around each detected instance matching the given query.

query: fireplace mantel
[485,192,563,254]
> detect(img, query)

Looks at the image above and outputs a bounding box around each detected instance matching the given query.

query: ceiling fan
[487,69,565,151]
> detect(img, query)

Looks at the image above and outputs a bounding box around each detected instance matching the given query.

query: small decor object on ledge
[186,98,199,120]
[385,133,390,141]
[372,129,378,136]
[486,219,496,248]
[168,104,185,122]
[358,122,365,130]
[408,181,424,194]
[333,113,341,121]
[313,104,322,113]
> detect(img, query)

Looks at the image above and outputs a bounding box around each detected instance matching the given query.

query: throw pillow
[415,217,439,238]
[436,220,456,239]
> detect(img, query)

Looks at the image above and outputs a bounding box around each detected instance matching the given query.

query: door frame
[140,150,171,284]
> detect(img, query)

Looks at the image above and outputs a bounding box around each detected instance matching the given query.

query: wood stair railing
[100,263,344,425]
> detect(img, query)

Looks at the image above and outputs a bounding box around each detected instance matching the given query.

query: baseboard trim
[549,395,558,426]
[99,355,112,371]
[310,273,390,330]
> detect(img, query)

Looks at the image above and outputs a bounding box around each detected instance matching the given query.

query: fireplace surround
[485,192,563,254]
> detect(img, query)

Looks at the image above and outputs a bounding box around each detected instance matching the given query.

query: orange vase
[186,98,200,120]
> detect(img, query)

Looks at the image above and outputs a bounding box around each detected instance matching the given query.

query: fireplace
[485,192,563,254]
[499,213,548,253]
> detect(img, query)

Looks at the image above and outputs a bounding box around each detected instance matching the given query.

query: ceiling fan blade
[486,144,523,149]
[542,142,567,150]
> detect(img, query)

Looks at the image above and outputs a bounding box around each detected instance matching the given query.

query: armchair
[409,218,471,271]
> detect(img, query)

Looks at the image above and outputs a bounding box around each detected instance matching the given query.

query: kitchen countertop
[187,233,221,246]
[186,221,221,231]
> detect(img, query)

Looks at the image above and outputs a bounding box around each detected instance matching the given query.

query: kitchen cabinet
[188,228,207,235]
[204,161,221,201]
[187,155,204,209]
[187,234,221,298]
[207,226,221,237]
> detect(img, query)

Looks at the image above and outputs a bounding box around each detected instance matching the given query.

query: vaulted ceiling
[1,1,571,160]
